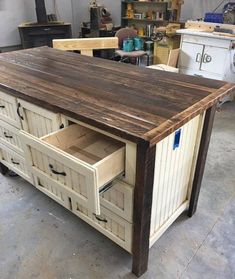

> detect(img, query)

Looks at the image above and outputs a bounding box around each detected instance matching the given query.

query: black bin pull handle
[17,103,24,120]
[93,214,108,223]
[11,158,20,165]
[49,164,66,176]
[0,105,5,108]
[4,132,13,139]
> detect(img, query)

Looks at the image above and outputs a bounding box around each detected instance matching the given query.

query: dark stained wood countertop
[0,46,234,145]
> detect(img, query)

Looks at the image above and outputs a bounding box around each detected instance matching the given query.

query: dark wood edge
[147,83,235,147]
[132,141,156,277]
[188,105,216,217]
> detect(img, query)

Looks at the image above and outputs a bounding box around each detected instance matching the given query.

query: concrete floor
[0,102,235,279]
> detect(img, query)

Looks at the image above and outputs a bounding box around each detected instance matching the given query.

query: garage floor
[0,102,235,279]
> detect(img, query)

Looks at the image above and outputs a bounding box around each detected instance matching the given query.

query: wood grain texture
[132,142,156,277]
[188,105,216,217]
[0,46,233,145]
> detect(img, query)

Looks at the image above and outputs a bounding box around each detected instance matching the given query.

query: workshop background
[0,0,225,49]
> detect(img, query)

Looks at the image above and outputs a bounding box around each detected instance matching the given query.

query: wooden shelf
[122,17,166,23]
[122,1,167,4]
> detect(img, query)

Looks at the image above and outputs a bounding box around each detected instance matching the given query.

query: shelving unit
[121,1,169,36]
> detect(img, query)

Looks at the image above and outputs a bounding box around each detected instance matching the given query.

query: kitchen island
[0,47,234,277]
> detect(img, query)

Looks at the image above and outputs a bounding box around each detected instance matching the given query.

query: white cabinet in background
[178,31,235,83]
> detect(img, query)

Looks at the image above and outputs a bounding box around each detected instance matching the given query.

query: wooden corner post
[132,141,156,277]
[188,105,217,217]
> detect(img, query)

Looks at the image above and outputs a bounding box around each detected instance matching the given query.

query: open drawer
[20,124,125,214]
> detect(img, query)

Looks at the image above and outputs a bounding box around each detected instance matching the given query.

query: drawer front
[0,120,24,156]
[20,130,125,215]
[21,131,99,214]
[0,91,21,128]
[33,171,132,252]
[72,201,132,252]
[18,99,63,137]
[100,180,134,223]
[0,143,32,183]
[33,172,71,210]
[182,34,231,49]
[179,68,223,80]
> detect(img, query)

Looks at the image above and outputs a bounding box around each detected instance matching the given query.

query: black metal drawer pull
[49,164,66,176]
[94,214,107,223]
[4,132,13,139]
[17,103,24,120]
[11,158,20,165]
[0,105,5,108]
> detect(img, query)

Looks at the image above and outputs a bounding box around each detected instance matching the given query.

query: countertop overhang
[0,47,234,146]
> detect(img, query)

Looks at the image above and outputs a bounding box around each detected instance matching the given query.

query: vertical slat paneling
[21,101,61,138]
[150,115,202,241]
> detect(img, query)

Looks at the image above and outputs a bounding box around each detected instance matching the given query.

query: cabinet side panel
[150,114,204,246]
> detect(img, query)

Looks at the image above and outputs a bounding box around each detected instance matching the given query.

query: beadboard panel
[150,113,205,246]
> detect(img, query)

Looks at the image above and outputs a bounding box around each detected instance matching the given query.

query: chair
[115,27,146,65]
[52,37,118,57]
[147,48,180,73]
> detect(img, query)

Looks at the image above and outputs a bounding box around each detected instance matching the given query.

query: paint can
[133,37,143,51]
[123,38,134,52]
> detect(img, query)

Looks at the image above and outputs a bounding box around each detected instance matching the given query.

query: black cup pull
[11,158,20,165]
[17,103,24,120]
[49,164,66,176]
[4,132,13,139]
[94,214,108,223]
[0,105,5,108]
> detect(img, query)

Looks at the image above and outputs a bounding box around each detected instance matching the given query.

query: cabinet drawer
[0,91,21,128]
[0,143,32,183]
[100,180,134,223]
[33,172,132,252]
[72,201,132,252]
[0,120,24,156]
[20,124,125,215]
[18,99,63,137]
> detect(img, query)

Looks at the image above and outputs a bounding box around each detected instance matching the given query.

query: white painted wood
[0,91,21,128]
[179,68,223,80]
[150,115,204,244]
[100,180,134,222]
[0,143,32,183]
[187,112,205,200]
[72,201,133,252]
[20,125,125,215]
[179,42,204,71]
[18,99,62,137]
[200,45,228,76]
[178,33,235,83]
[20,130,99,214]
[179,33,232,48]
[0,120,24,156]
[149,201,189,247]
[32,169,132,252]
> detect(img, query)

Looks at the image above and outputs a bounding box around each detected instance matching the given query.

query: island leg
[0,162,9,175]
[188,105,216,217]
[132,142,156,277]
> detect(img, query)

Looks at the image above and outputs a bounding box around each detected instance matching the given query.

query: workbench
[0,47,234,277]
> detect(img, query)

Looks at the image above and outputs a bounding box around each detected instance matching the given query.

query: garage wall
[181,0,224,22]
[0,0,227,47]
[0,0,35,47]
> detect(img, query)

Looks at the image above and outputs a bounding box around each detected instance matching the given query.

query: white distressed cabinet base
[0,88,207,255]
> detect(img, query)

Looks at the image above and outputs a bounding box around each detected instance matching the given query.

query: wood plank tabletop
[0,46,234,145]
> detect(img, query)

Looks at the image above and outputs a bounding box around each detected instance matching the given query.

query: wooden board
[53,37,118,57]
[0,47,233,146]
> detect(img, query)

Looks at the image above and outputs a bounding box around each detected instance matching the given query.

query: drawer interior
[42,124,125,166]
